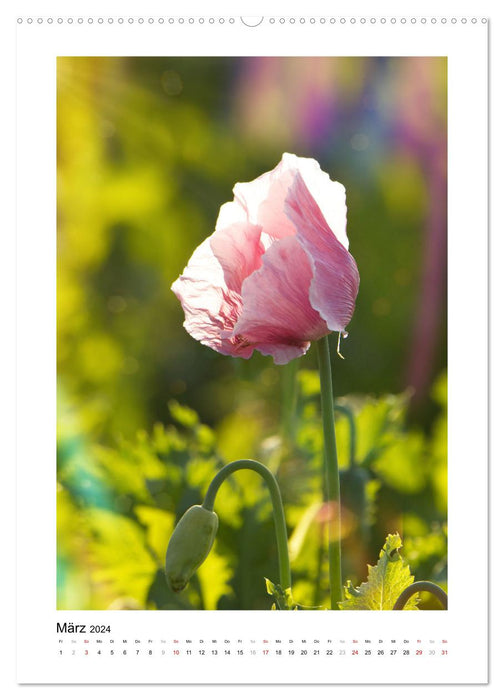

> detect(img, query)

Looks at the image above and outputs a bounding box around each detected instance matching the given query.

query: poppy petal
[230,236,328,364]
[285,173,360,334]
[171,222,263,358]
[232,153,348,248]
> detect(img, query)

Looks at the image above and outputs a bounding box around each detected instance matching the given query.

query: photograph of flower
[57,56,447,611]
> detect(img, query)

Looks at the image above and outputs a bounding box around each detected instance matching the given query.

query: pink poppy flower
[172,153,359,365]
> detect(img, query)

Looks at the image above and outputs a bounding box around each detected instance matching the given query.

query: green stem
[202,459,291,591]
[317,336,343,610]
[393,581,448,610]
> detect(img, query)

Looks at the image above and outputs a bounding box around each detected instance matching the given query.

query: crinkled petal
[232,154,296,239]
[210,222,264,295]
[171,222,263,359]
[215,200,247,230]
[285,173,359,333]
[230,236,329,364]
[232,153,348,248]
[285,154,348,250]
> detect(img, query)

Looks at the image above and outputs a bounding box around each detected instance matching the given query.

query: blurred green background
[57,56,447,610]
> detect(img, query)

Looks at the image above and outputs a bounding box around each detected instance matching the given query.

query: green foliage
[264,578,296,610]
[57,406,233,610]
[58,376,446,609]
[340,534,419,610]
[401,520,447,584]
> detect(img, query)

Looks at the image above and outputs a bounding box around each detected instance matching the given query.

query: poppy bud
[165,505,219,592]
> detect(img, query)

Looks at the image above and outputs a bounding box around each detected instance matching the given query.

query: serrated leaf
[340,534,418,610]
[264,579,295,610]
[92,445,153,502]
[264,577,276,595]
[134,505,175,564]
[86,508,158,606]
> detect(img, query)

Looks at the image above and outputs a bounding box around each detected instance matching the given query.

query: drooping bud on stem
[165,505,218,593]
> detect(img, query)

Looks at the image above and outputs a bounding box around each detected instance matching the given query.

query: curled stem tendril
[202,459,292,591]
[393,581,448,610]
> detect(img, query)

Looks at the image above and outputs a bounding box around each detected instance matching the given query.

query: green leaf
[401,524,447,574]
[92,445,153,502]
[86,508,158,606]
[264,579,295,610]
[264,577,276,596]
[373,432,427,494]
[135,505,175,564]
[340,533,419,610]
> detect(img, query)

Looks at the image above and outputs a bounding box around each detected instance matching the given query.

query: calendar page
[15,5,488,686]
